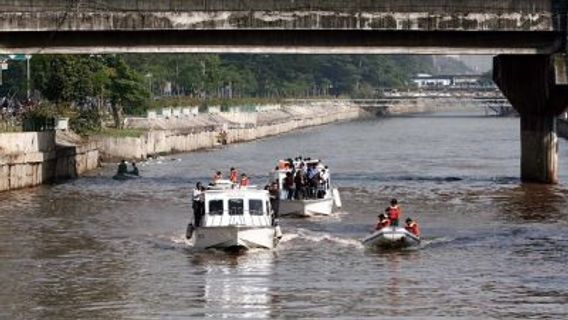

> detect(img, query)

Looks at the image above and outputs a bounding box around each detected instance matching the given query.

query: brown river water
[1,110,567,319]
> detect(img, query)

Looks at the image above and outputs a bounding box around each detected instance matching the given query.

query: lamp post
[26,55,31,99]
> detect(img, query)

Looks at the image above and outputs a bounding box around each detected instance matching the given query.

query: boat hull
[362,227,420,249]
[279,197,334,217]
[193,226,277,250]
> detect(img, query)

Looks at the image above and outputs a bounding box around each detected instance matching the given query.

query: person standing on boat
[229,167,238,184]
[213,171,223,183]
[294,170,306,199]
[386,198,402,227]
[240,173,250,187]
[192,182,204,227]
[284,172,295,200]
[405,218,421,237]
[375,213,391,230]
[268,182,280,217]
[321,167,330,190]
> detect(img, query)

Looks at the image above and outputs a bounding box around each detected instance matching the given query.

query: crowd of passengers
[278,157,330,200]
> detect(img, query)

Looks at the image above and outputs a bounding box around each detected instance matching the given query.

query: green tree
[105,56,149,128]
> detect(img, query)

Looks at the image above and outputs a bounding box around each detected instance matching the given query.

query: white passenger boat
[186,180,282,251]
[362,227,420,249]
[271,159,341,217]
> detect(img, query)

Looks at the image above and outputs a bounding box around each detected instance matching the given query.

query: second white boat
[271,158,341,217]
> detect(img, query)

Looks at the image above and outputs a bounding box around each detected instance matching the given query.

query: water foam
[284,228,365,249]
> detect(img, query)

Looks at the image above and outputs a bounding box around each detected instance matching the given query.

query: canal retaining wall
[96,103,367,160]
[0,131,99,192]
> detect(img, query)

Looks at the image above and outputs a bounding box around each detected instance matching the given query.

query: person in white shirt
[192,182,204,226]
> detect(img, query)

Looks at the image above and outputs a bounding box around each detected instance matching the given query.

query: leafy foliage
[2,53,472,134]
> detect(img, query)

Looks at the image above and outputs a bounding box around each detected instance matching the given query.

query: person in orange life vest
[386,198,402,227]
[405,218,420,237]
[375,213,391,231]
[240,173,250,187]
[213,171,223,183]
[229,167,238,184]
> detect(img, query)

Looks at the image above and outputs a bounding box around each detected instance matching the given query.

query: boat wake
[418,236,454,248]
[282,228,365,249]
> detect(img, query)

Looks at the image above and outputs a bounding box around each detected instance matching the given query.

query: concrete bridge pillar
[494,55,568,184]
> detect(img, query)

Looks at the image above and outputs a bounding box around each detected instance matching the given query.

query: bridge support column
[494,55,568,184]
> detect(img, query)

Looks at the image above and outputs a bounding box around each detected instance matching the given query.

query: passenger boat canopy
[202,188,273,228]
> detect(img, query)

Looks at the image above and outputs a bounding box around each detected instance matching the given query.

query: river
[1,110,567,319]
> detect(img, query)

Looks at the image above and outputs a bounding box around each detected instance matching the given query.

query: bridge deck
[0,0,565,54]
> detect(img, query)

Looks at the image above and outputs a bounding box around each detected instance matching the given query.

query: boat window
[228,199,244,215]
[208,200,224,215]
[249,199,264,215]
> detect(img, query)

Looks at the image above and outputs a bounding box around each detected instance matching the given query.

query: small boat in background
[362,227,420,249]
[112,173,140,181]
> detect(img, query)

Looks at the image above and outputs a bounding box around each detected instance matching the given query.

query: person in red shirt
[240,173,250,187]
[386,198,402,227]
[405,218,421,237]
[229,167,238,184]
[375,213,391,231]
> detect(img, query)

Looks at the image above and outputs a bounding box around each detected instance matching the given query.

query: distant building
[411,74,452,88]
[410,74,491,89]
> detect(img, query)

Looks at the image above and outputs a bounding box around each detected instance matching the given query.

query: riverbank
[0,131,99,192]
[0,98,488,192]
[94,101,369,161]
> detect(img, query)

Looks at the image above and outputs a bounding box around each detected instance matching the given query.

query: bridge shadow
[492,184,567,223]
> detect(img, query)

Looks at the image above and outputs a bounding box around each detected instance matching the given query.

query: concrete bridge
[0,0,566,55]
[0,0,567,183]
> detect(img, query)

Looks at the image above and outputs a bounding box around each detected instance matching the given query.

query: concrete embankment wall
[386,98,477,115]
[97,104,366,160]
[0,131,99,192]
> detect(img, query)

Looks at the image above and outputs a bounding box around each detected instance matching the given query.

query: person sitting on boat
[405,218,421,237]
[130,162,139,176]
[386,198,402,227]
[240,173,250,187]
[375,213,391,230]
[229,167,238,184]
[213,171,223,183]
[117,160,128,175]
